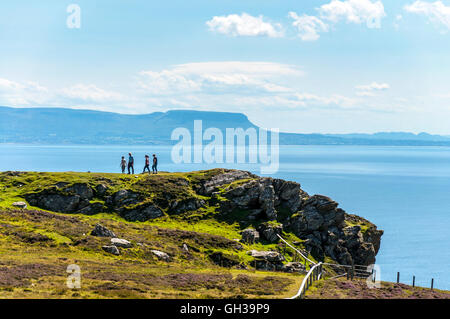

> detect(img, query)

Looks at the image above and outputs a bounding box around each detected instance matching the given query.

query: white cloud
[289,0,386,41]
[138,62,302,96]
[319,0,386,26]
[355,82,389,97]
[404,1,450,30]
[288,12,329,41]
[60,84,125,104]
[206,13,284,37]
[356,82,390,91]
[0,78,50,106]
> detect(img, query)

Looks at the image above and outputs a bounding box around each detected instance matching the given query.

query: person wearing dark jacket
[152,154,158,174]
[128,152,134,174]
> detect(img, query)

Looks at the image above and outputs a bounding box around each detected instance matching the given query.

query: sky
[1,0,450,134]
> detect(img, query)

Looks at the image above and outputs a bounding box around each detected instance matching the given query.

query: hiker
[152,154,158,174]
[120,156,127,174]
[143,155,151,174]
[128,152,134,174]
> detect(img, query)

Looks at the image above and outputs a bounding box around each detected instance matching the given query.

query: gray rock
[240,228,260,244]
[12,201,27,209]
[248,250,285,263]
[64,183,94,200]
[170,198,205,214]
[27,193,81,213]
[282,262,307,273]
[95,184,108,197]
[257,222,283,243]
[122,204,164,222]
[111,238,132,248]
[91,224,117,238]
[102,245,120,255]
[198,170,255,195]
[151,250,171,262]
[259,184,277,220]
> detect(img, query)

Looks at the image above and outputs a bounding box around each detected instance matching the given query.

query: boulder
[170,198,205,214]
[111,238,132,248]
[102,245,120,256]
[12,201,27,209]
[64,183,94,200]
[240,228,260,244]
[257,222,283,243]
[26,193,81,213]
[121,204,164,222]
[248,250,285,263]
[151,250,171,262]
[91,224,116,238]
[281,262,307,273]
[95,184,108,197]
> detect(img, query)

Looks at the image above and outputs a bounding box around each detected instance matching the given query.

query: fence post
[431,278,434,291]
[351,265,355,280]
[412,276,415,287]
[397,272,400,284]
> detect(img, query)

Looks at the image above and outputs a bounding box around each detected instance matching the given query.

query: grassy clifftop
[0,169,383,298]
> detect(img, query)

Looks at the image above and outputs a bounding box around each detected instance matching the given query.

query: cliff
[3,169,382,267]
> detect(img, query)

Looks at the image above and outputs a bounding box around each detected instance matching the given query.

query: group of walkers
[120,153,158,174]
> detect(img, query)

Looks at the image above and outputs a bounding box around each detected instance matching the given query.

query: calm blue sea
[1,144,449,290]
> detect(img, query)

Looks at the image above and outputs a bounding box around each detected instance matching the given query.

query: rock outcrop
[22,169,383,266]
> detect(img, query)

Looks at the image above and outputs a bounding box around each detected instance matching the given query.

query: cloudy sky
[1,0,450,134]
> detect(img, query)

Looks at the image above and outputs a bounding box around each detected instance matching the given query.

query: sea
[1,144,449,290]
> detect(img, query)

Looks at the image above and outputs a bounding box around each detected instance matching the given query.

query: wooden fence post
[397,272,400,284]
[412,276,415,287]
[431,278,434,291]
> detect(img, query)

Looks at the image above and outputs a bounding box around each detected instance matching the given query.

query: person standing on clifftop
[120,156,127,174]
[152,154,158,174]
[142,155,151,174]
[128,152,134,174]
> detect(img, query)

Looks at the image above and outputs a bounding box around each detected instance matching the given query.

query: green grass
[0,170,312,299]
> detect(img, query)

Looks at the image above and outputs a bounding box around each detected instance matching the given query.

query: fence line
[287,262,323,299]
[276,234,316,266]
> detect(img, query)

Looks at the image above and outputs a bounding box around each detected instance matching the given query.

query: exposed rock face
[102,245,120,255]
[121,204,164,222]
[240,228,260,244]
[195,170,256,195]
[289,196,382,266]
[257,222,283,243]
[22,169,383,266]
[91,224,116,238]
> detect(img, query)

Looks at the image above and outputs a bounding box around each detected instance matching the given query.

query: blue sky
[1,0,450,134]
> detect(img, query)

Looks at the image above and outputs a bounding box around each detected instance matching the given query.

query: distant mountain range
[1,106,450,146]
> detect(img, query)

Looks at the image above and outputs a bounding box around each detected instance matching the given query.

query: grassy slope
[305,277,450,299]
[0,170,306,299]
